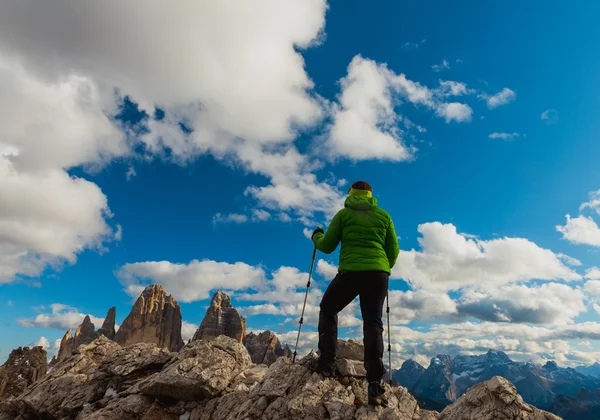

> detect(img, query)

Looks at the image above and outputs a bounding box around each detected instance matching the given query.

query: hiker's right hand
[311,227,324,239]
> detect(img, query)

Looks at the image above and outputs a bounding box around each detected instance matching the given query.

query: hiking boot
[307,357,337,377]
[368,381,388,407]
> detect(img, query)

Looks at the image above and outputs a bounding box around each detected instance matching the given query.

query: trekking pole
[386,291,393,385]
[292,245,317,363]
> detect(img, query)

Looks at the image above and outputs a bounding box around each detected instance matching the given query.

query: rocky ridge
[0,346,47,401]
[243,331,286,366]
[53,307,117,364]
[0,335,561,420]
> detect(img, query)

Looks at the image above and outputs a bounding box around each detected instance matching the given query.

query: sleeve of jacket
[312,210,343,254]
[385,216,400,269]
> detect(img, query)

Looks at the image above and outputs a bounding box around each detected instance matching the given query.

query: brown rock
[193,291,246,343]
[243,331,285,366]
[282,344,293,359]
[115,284,184,352]
[56,328,74,363]
[439,376,561,420]
[73,315,97,349]
[337,338,364,361]
[98,307,117,340]
[0,346,47,401]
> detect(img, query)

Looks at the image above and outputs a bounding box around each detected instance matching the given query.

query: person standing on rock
[310,180,399,406]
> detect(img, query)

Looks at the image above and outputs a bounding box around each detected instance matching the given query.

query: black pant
[318,271,389,382]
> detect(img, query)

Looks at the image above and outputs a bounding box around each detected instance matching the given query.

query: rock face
[0,346,47,400]
[115,284,184,352]
[98,306,117,340]
[243,331,286,366]
[193,291,246,343]
[0,337,560,420]
[413,355,457,404]
[394,360,426,390]
[439,376,561,420]
[54,307,118,364]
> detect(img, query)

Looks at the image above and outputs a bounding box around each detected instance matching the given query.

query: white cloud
[457,283,586,325]
[126,166,137,181]
[432,59,450,72]
[489,132,521,141]
[303,228,313,239]
[541,109,558,124]
[18,304,104,330]
[586,267,600,280]
[556,214,600,247]
[181,321,197,343]
[393,222,581,291]
[212,213,249,225]
[325,56,472,161]
[389,289,458,324]
[325,56,414,162]
[436,102,473,123]
[316,259,338,279]
[116,259,267,303]
[557,253,583,266]
[483,88,517,109]
[580,189,600,215]
[35,337,50,349]
[32,337,61,361]
[251,209,271,222]
[437,81,472,97]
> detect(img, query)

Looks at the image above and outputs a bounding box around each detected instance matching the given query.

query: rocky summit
[243,331,287,366]
[0,335,561,420]
[0,346,47,401]
[114,284,184,352]
[53,307,117,364]
[193,291,246,343]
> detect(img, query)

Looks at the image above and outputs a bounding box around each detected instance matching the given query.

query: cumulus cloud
[393,222,581,291]
[116,259,267,302]
[586,267,600,280]
[181,321,197,343]
[541,109,558,124]
[251,209,271,222]
[482,88,517,109]
[18,304,104,330]
[437,81,472,97]
[32,336,61,361]
[325,56,472,161]
[317,259,338,279]
[457,283,586,325]
[556,214,600,247]
[489,132,521,141]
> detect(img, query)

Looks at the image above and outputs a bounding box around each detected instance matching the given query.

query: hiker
[311,180,399,406]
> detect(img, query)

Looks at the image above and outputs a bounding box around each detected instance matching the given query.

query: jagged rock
[193,291,246,343]
[140,335,252,401]
[56,328,74,363]
[335,359,366,378]
[0,346,47,401]
[0,336,559,420]
[394,359,426,390]
[243,330,285,366]
[337,338,364,361]
[439,376,561,420]
[115,284,184,352]
[98,306,117,340]
[55,307,118,364]
[282,344,293,359]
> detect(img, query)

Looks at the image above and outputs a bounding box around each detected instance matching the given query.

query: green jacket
[312,192,400,274]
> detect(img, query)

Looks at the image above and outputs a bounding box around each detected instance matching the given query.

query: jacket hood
[344,195,378,211]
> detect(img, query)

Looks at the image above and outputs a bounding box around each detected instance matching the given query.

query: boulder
[193,291,246,343]
[337,338,364,361]
[140,335,252,401]
[439,376,561,420]
[115,284,184,352]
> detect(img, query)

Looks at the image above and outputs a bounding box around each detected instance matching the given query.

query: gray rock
[337,338,364,361]
[140,335,251,401]
[0,346,47,401]
[336,359,366,378]
[439,376,561,420]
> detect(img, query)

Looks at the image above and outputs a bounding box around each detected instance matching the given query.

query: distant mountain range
[393,350,600,418]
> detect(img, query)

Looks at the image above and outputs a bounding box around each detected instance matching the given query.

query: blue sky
[1,0,600,367]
